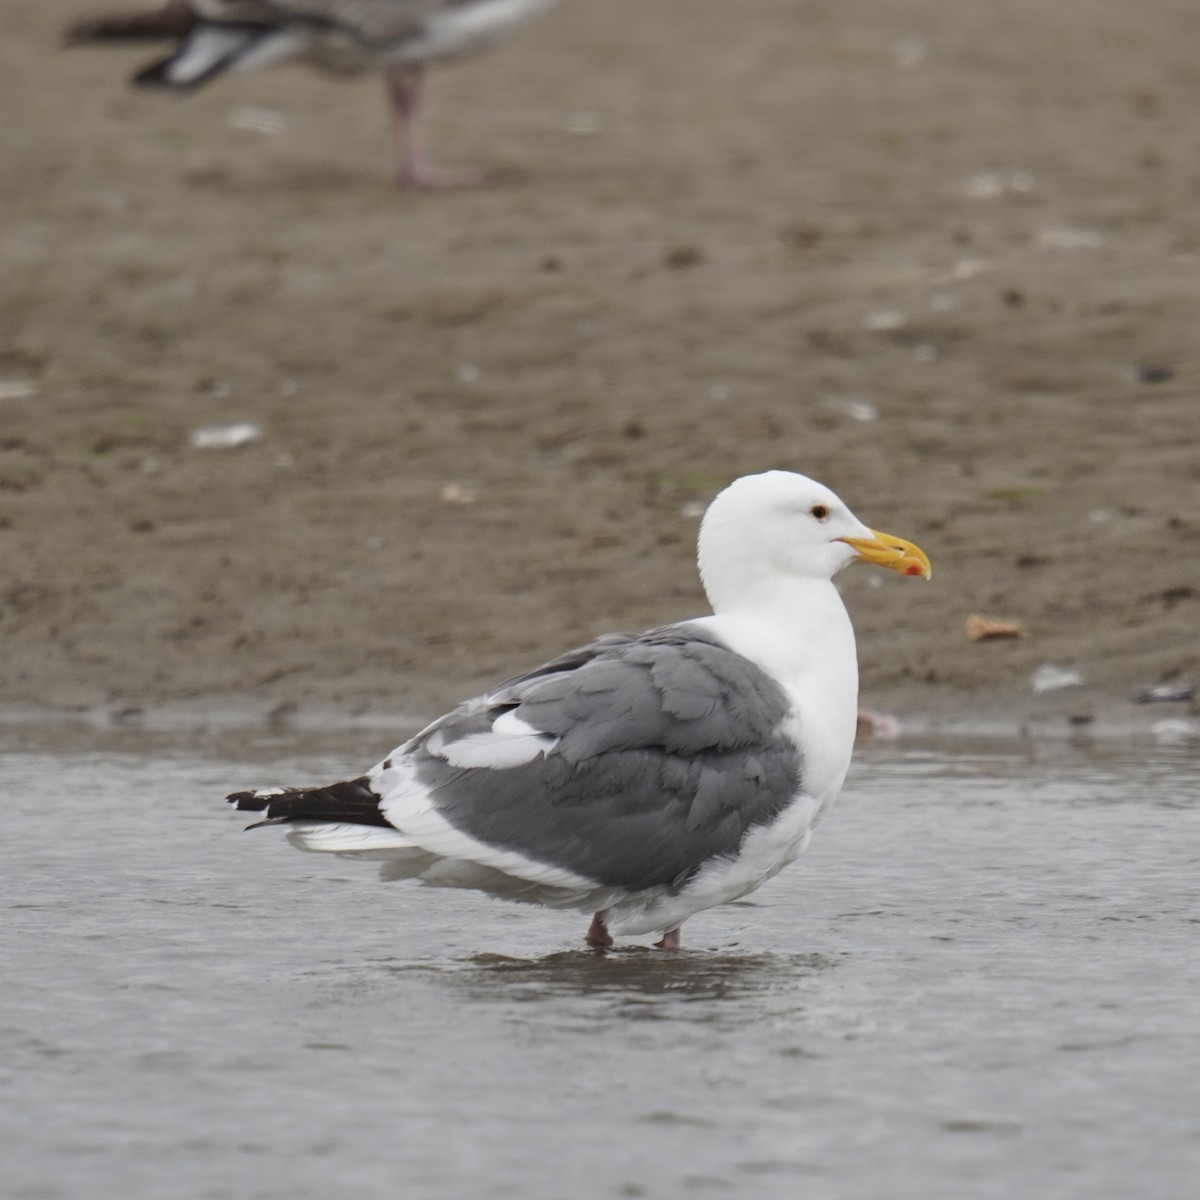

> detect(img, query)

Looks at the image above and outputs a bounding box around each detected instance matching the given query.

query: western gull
[64,0,562,187]
[228,471,931,948]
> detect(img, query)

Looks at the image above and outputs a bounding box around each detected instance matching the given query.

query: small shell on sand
[440,483,476,505]
[966,614,1026,641]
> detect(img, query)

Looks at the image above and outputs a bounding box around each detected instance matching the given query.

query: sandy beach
[2,1,1198,735]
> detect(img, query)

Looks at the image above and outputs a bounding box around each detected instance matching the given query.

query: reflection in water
[462,948,835,1012]
[465,948,834,998]
[362,949,839,1029]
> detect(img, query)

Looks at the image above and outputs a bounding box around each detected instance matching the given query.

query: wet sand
[3,1,1199,733]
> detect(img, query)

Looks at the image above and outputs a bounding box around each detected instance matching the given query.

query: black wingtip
[131,58,171,87]
[224,778,390,828]
[64,1,198,46]
[131,55,197,89]
[227,789,269,812]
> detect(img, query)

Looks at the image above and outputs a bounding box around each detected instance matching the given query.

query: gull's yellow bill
[839,530,932,579]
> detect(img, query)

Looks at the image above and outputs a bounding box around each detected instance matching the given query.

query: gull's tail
[65,3,300,90]
[229,777,389,829]
[227,777,416,856]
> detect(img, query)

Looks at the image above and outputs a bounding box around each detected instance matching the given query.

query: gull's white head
[697,470,931,612]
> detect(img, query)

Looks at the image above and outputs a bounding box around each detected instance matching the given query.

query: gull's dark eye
[811,504,830,521]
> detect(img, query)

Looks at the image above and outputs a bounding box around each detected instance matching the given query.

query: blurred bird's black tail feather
[63,1,196,46]
[132,24,281,90]
[66,5,287,91]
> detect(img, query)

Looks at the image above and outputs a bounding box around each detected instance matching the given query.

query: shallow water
[2,731,1197,1200]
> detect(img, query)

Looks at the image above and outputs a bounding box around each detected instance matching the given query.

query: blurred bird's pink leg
[655,927,682,950]
[585,911,614,948]
[385,68,487,189]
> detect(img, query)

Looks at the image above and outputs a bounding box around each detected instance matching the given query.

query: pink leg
[385,68,487,190]
[655,927,682,950]
[585,911,614,948]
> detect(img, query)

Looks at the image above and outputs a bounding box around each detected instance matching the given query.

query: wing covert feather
[404,627,804,890]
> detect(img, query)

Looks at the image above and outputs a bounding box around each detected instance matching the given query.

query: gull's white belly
[606,793,820,935]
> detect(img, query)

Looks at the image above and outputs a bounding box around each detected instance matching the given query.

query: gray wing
[193,1,457,42]
[402,626,804,892]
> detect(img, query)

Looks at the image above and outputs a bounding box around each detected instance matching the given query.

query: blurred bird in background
[64,0,562,187]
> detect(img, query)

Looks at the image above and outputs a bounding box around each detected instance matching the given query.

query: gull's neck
[688,571,861,806]
[700,573,857,685]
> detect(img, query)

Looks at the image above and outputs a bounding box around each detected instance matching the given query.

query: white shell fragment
[228,105,286,135]
[0,379,37,401]
[190,422,263,450]
[1032,664,1084,695]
